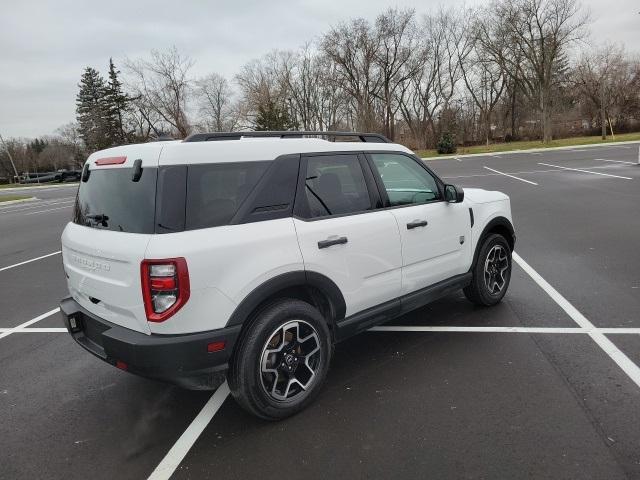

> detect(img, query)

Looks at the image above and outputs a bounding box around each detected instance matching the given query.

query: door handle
[406,219,428,230]
[318,236,348,249]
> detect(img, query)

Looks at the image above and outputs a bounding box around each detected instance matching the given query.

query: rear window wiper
[85,213,109,227]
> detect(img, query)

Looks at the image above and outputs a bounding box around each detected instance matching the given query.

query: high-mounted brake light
[95,156,127,166]
[141,258,190,322]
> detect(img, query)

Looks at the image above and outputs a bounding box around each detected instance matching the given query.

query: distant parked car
[20,169,81,184]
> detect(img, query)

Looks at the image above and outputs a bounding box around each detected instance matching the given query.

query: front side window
[370,153,441,206]
[302,154,372,218]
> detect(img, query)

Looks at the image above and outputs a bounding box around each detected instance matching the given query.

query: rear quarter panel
[144,218,304,334]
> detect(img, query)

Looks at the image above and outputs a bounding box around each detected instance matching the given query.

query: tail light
[141,258,190,322]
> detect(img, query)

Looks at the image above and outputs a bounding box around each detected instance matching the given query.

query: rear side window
[302,154,372,218]
[74,167,157,234]
[185,162,269,230]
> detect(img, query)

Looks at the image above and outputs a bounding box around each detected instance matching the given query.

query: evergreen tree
[254,100,295,131]
[105,58,130,144]
[29,138,47,155]
[76,67,110,152]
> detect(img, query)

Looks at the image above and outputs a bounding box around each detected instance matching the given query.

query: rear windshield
[74,167,157,234]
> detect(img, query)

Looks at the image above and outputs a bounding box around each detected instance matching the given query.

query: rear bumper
[60,297,241,390]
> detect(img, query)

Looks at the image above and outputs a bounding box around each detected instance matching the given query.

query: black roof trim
[183,131,392,143]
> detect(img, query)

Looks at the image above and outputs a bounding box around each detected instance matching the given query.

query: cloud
[0,0,637,138]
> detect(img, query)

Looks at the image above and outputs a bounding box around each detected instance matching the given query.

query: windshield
[73,167,157,233]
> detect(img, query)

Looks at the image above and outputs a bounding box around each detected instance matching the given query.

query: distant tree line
[2,0,640,180]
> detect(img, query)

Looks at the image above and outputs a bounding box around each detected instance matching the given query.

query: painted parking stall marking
[0,250,62,273]
[0,198,75,213]
[0,327,67,333]
[0,308,60,340]
[23,204,75,216]
[513,252,640,388]
[483,166,538,185]
[595,158,637,166]
[148,382,231,480]
[538,162,633,180]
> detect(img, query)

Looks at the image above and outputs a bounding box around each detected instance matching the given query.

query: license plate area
[68,314,83,333]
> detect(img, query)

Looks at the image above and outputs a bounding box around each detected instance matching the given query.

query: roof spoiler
[183,131,391,143]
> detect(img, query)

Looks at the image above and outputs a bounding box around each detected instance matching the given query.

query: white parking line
[595,158,637,165]
[0,198,75,211]
[0,327,67,333]
[538,162,633,180]
[0,308,60,340]
[0,251,62,273]
[8,324,638,336]
[23,205,74,216]
[442,166,613,180]
[371,326,584,333]
[483,166,538,185]
[513,252,640,389]
[148,381,231,480]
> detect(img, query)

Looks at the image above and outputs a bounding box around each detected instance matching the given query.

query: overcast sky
[1,0,638,139]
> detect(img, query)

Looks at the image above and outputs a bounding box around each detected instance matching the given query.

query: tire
[463,233,512,306]
[229,298,332,420]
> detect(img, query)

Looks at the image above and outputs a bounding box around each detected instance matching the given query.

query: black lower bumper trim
[60,297,241,390]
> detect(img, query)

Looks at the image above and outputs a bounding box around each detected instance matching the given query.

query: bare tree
[55,122,86,167]
[321,18,382,132]
[195,73,238,132]
[397,10,461,148]
[374,8,420,140]
[458,16,507,146]
[125,47,194,138]
[477,0,589,143]
[573,43,640,138]
[235,51,290,129]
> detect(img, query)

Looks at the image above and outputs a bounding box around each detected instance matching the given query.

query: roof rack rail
[183,131,392,143]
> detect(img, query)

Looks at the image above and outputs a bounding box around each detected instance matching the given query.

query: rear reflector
[207,341,226,353]
[150,277,177,290]
[115,360,128,371]
[95,156,127,166]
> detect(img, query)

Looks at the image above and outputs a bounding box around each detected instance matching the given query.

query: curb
[421,140,640,161]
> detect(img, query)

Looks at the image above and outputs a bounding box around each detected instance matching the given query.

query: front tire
[229,299,332,420]
[464,234,512,306]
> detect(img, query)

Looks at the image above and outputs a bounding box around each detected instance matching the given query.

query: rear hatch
[61,144,165,334]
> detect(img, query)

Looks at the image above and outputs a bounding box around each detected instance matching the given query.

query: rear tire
[229,299,332,420]
[464,234,512,306]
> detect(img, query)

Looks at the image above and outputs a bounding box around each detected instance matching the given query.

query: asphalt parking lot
[2,143,640,479]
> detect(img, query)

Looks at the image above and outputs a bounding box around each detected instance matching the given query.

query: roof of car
[86,137,415,168]
[87,137,413,169]
[159,137,415,166]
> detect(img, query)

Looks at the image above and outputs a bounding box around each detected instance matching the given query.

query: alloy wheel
[260,320,321,401]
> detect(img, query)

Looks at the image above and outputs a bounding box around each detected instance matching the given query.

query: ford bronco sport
[60,131,515,420]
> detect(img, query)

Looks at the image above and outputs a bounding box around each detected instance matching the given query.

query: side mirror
[444,184,464,203]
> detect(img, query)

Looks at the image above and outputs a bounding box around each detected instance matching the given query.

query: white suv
[60,131,515,420]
